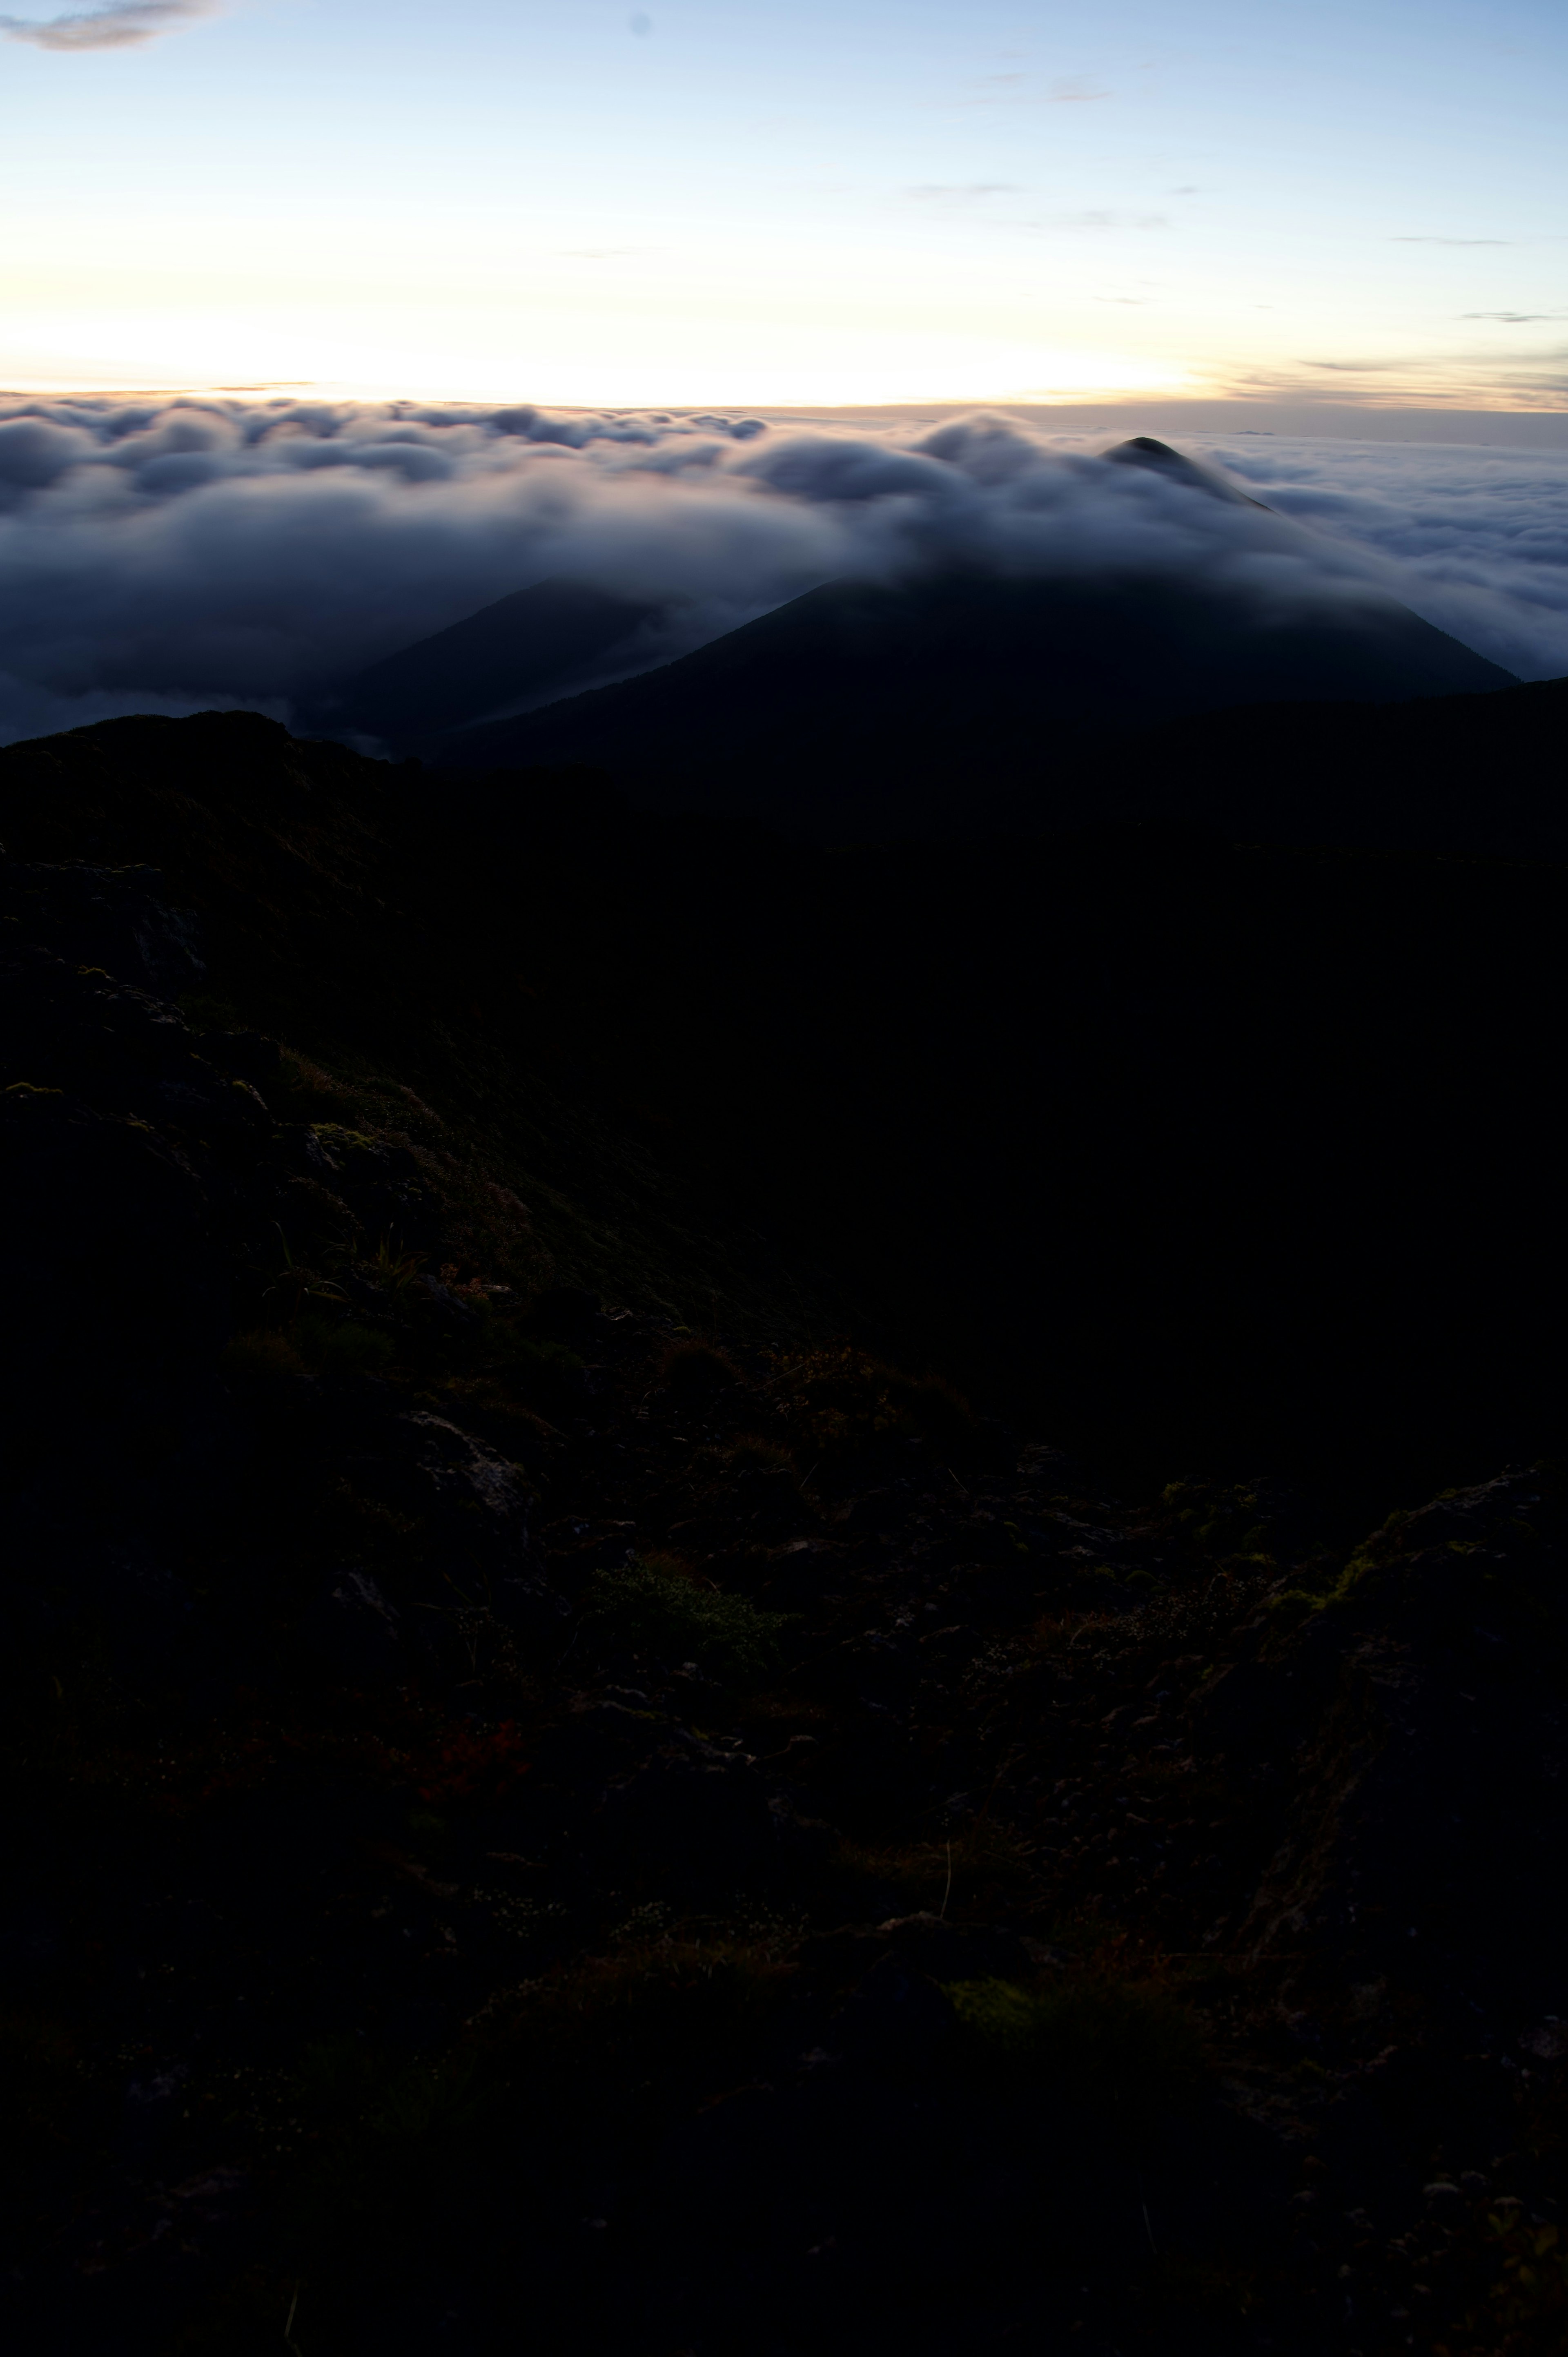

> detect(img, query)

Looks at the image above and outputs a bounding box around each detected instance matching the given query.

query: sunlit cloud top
[3,393,1567,760]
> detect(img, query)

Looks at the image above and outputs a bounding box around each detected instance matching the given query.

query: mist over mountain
[422,526,1512,839]
[2,398,1565,751]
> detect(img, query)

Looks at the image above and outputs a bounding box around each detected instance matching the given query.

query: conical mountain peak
[1102,435,1268,507]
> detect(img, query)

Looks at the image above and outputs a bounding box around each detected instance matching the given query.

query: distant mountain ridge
[432,562,1513,839]
[308,436,1519,841]
[314,575,662,745]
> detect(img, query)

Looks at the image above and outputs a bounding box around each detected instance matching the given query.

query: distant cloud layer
[0,395,1565,747]
[0,0,209,49]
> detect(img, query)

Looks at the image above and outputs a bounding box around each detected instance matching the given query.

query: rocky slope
[2,715,1564,2356]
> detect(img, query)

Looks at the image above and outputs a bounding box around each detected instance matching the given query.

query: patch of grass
[1146,2252,1260,2318]
[310,1122,384,1157]
[475,1324,590,1416]
[497,1934,792,2091]
[221,1328,306,1380]
[368,1236,428,1305]
[661,1337,742,1403]
[582,1556,791,1681]
[727,1433,796,1473]
[280,2037,497,2248]
[294,1314,396,1373]
[437,1376,560,1465]
[775,1345,984,1464]
[270,1048,351,1118]
[839,1816,1038,1911]
[945,1972,1206,2118]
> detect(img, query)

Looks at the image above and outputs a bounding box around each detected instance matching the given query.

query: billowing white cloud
[0,394,1564,749]
[1196,432,1568,682]
[0,0,212,50]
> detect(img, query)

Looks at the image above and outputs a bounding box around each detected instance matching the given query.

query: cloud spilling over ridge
[1,395,1566,749]
[0,0,212,49]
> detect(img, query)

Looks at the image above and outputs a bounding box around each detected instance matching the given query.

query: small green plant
[582,1556,791,1681]
[1485,2206,1568,2334]
[265,1227,349,1327]
[370,1235,428,1306]
[944,1973,1205,2116]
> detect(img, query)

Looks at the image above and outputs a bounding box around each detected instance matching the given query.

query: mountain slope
[433,565,1513,838]
[316,574,659,744]
[1109,671,1568,860]
[2,708,1565,2357]
[2,704,1559,1489]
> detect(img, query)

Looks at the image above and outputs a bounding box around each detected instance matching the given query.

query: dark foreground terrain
[2,711,1564,2355]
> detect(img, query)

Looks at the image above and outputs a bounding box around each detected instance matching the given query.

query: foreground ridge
[2,713,1563,2355]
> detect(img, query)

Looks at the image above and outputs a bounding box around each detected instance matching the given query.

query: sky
[2,0,1567,407]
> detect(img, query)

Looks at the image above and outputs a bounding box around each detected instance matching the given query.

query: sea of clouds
[1,394,1566,747]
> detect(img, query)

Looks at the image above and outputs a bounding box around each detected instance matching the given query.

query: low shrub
[416,1719,529,1806]
[582,1555,791,1681]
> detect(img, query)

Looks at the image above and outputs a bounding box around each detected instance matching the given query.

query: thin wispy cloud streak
[0,397,1564,746]
[0,0,210,48]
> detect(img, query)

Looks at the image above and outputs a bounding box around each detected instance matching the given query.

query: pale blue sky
[2,0,1566,402]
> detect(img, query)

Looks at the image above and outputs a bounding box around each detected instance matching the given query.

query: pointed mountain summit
[1103,434,1270,507]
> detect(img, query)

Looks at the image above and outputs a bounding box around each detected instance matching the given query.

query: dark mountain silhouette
[1103,431,1270,506]
[1106,671,1568,859]
[429,556,1513,838]
[315,573,660,744]
[3,706,1564,2355]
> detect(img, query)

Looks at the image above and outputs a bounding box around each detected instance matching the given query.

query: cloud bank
[0,395,1565,749]
[0,0,211,49]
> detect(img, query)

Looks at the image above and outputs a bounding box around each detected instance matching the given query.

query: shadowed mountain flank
[316,575,660,746]
[1109,671,1568,860]
[430,567,1514,838]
